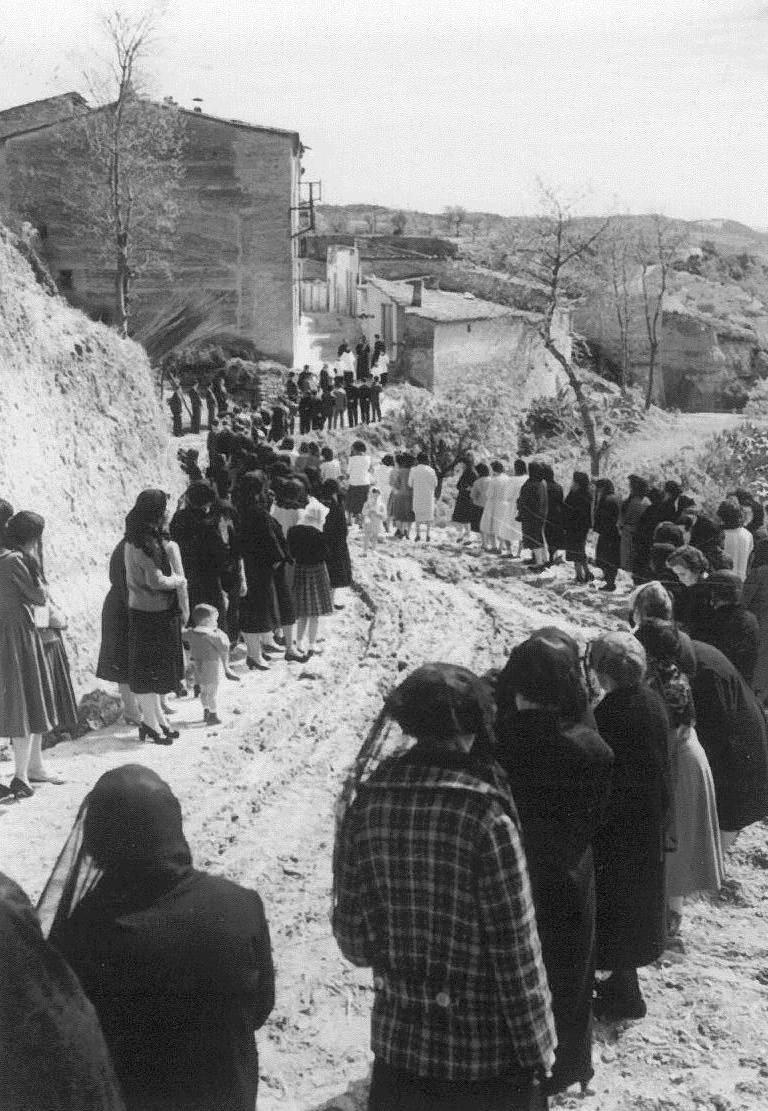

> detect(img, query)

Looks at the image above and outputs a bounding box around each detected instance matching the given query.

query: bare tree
[636,214,679,410]
[443,205,468,237]
[508,186,609,476]
[363,211,378,234]
[391,209,408,236]
[591,220,635,393]
[9,5,184,336]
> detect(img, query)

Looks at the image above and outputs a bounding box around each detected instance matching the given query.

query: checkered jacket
[333,756,556,1080]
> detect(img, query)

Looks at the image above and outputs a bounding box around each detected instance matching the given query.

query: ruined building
[0,94,303,366]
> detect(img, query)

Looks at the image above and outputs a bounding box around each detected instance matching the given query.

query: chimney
[411,280,423,308]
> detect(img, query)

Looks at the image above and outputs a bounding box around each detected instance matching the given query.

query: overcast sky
[4,0,767,224]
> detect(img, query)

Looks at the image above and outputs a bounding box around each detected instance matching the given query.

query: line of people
[6,610,767,1110]
[168,342,390,441]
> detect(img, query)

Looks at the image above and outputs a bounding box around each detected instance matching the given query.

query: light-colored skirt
[666,726,725,898]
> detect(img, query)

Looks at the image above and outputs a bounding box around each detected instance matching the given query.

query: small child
[361,486,387,554]
[183,604,233,725]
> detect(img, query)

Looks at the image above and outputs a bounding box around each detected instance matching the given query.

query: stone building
[0,95,303,366]
[359,276,568,399]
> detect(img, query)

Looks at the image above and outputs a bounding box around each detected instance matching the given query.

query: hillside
[0,225,178,687]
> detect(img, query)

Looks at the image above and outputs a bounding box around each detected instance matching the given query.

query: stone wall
[0,93,87,139]
[431,315,563,401]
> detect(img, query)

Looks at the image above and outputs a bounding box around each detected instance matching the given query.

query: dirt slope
[0,227,178,685]
[1,536,766,1111]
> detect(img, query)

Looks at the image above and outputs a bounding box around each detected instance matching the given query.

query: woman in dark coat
[517,460,549,569]
[668,545,712,632]
[494,636,613,1095]
[0,873,125,1111]
[691,570,759,684]
[619,475,650,576]
[594,479,621,592]
[563,471,593,583]
[321,479,352,603]
[589,632,670,1021]
[687,637,768,851]
[42,765,275,1111]
[237,472,282,670]
[170,482,229,625]
[540,462,564,564]
[451,452,478,541]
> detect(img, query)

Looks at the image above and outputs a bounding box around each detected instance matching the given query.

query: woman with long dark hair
[125,490,186,744]
[494,635,613,1095]
[0,511,58,799]
[41,765,275,1111]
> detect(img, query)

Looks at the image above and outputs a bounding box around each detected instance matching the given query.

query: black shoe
[10,777,35,799]
[204,710,222,725]
[139,723,163,743]
[284,650,306,663]
[600,583,617,593]
[160,727,179,742]
[246,657,270,671]
[0,783,15,804]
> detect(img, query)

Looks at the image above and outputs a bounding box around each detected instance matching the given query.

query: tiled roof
[366,276,540,324]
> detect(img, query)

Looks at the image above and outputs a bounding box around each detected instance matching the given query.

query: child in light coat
[183,604,232,725]
[361,486,387,554]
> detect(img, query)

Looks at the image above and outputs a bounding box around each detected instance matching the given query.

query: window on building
[58,270,74,290]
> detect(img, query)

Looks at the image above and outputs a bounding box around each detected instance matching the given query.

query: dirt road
[2,534,767,1111]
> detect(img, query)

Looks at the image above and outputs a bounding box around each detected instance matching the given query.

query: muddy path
[2,533,767,1111]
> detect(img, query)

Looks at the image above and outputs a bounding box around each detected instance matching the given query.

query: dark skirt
[293,563,333,618]
[368,1059,545,1111]
[272,563,296,627]
[40,630,78,732]
[595,532,621,575]
[347,485,369,516]
[470,503,484,532]
[128,608,184,695]
[240,560,279,635]
[326,543,353,589]
[95,590,130,684]
[565,533,589,562]
[452,489,475,525]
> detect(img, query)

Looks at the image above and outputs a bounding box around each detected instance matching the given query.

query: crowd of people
[5,388,768,1107]
[167,336,390,440]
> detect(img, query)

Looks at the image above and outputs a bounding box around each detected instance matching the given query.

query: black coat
[690,604,760,685]
[544,481,565,552]
[496,710,613,1094]
[517,479,548,549]
[323,499,352,588]
[53,870,274,1111]
[563,489,592,561]
[690,640,768,831]
[594,493,621,571]
[593,685,669,969]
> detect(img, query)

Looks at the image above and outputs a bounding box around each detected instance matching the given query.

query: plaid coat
[333,753,556,1081]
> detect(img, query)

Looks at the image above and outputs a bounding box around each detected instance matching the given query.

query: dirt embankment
[1,534,767,1111]
[0,227,178,686]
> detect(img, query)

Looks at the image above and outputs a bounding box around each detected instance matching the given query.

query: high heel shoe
[10,777,34,799]
[246,657,270,671]
[160,726,179,743]
[138,723,173,745]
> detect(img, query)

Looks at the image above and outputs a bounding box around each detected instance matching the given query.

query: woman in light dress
[497,459,528,557]
[636,619,724,935]
[479,462,511,552]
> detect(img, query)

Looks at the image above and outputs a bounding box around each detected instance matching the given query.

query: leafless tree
[443,205,468,237]
[391,209,408,236]
[636,214,680,409]
[508,185,609,476]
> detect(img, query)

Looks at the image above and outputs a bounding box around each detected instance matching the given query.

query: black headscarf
[39,765,192,938]
[0,872,125,1111]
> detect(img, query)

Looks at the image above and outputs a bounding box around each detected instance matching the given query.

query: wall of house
[400,315,436,388]
[327,245,358,314]
[0,93,86,139]
[358,282,404,364]
[430,314,564,401]
[0,111,300,365]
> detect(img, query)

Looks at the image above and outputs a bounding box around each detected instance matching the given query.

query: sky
[3,0,768,224]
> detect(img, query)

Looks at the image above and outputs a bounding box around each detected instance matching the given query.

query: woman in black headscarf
[517,461,549,569]
[0,871,125,1111]
[41,765,275,1111]
[593,479,621,592]
[494,635,613,1096]
[540,462,564,565]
